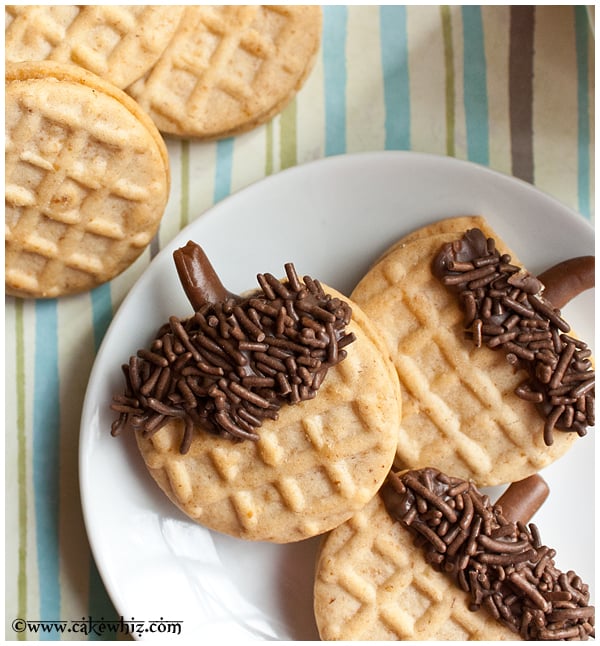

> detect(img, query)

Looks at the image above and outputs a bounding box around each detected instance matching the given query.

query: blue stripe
[213,137,234,204]
[88,283,119,634]
[90,283,113,352]
[574,6,591,220]
[323,5,347,156]
[33,299,61,632]
[462,6,489,165]
[88,563,118,640]
[380,5,411,150]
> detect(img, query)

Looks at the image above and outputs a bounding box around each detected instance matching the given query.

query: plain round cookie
[350,217,577,487]
[5,5,184,89]
[135,286,402,543]
[5,61,170,298]
[313,492,517,640]
[126,5,322,139]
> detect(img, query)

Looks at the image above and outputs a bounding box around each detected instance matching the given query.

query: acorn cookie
[111,242,401,543]
[314,467,594,640]
[5,61,170,298]
[350,216,594,487]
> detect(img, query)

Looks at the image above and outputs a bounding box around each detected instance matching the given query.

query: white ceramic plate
[80,151,595,640]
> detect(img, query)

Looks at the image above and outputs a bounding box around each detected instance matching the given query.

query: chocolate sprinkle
[381,468,595,641]
[111,264,355,452]
[433,229,595,445]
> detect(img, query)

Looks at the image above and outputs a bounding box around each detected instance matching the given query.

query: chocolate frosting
[432,228,490,279]
[382,468,595,640]
[111,242,356,452]
[433,228,595,445]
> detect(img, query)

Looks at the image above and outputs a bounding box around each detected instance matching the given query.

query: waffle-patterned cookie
[135,287,401,543]
[350,217,577,487]
[127,5,322,139]
[5,5,184,89]
[5,61,170,298]
[314,493,515,640]
[373,215,489,265]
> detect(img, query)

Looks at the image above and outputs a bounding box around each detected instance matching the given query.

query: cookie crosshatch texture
[127,5,323,139]
[313,493,517,640]
[134,282,402,543]
[4,61,170,298]
[5,5,184,89]
[350,217,581,487]
[315,467,594,641]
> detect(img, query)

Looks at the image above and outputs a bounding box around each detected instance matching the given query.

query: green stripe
[265,120,274,176]
[440,5,456,157]
[180,139,190,230]
[16,299,27,640]
[279,98,297,170]
[574,5,591,219]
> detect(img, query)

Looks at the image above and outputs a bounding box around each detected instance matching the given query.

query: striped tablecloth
[5,5,594,641]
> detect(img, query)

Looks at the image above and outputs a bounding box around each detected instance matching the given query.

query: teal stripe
[461,6,489,165]
[322,5,347,155]
[33,299,61,634]
[213,138,234,204]
[89,283,119,638]
[90,284,113,352]
[380,5,411,150]
[88,563,118,641]
[574,6,591,220]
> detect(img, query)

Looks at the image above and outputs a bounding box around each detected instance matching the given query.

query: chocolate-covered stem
[538,256,595,310]
[173,240,236,310]
[494,474,549,524]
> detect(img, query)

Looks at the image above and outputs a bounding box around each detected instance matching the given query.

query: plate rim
[79,150,594,637]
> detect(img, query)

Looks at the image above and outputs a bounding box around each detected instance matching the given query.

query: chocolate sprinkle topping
[433,229,595,445]
[111,263,355,452]
[381,468,595,641]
